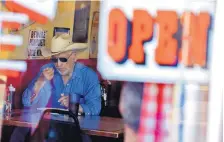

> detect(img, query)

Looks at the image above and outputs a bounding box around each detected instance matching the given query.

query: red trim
[0,70,20,78]
[0,45,16,52]
[154,84,164,142]
[5,1,48,24]
[2,21,21,29]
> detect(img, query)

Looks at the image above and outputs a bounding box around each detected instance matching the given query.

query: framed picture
[72,1,91,43]
[89,11,99,58]
[53,27,70,36]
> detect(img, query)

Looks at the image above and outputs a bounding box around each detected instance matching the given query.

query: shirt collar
[71,62,82,79]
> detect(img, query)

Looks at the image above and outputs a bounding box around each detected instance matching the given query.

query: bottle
[8,84,15,105]
[103,88,107,107]
[5,84,15,113]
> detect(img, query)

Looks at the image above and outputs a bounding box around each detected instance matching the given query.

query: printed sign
[28,30,47,59]
[98,0,215,83]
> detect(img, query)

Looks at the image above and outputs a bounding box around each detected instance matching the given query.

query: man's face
[52,51,76,76]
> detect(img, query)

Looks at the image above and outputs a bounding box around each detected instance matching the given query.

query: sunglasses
[51,53,72,63]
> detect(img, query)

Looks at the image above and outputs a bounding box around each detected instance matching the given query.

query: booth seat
[6,59,100,109]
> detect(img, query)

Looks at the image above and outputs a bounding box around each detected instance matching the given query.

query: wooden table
[0,110,124,138]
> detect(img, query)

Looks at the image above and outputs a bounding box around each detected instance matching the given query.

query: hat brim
[41,43,88,57]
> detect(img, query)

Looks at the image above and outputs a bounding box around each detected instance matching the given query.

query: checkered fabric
[138,83,173,142]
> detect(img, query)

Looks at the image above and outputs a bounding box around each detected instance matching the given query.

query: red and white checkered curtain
[138,83,173,142]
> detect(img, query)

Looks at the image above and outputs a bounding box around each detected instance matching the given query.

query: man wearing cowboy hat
[10,33,100,142]
[22,33,101,115]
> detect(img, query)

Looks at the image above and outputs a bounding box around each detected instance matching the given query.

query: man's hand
[32,68,54,99]
[79,105,83,114]
[43,68,54,80]
[58,94,84,114]
[58,94,69,108]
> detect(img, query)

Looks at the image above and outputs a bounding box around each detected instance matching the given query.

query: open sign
[98,1,215,83]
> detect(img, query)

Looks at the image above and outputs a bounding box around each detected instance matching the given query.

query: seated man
[23,33,101,115]
[10,34,101,142]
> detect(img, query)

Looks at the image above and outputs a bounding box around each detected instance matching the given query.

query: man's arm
[80,69,101,115]
[22,78,52,108]
[22,64,54,108]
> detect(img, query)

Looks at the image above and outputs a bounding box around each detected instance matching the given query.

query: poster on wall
[89,11,99,58]
[53,27,70,36]
[72,1,91,43]
[27,30,47,59]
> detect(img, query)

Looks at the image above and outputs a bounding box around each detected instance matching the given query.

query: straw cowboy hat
[41,33,88,57]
